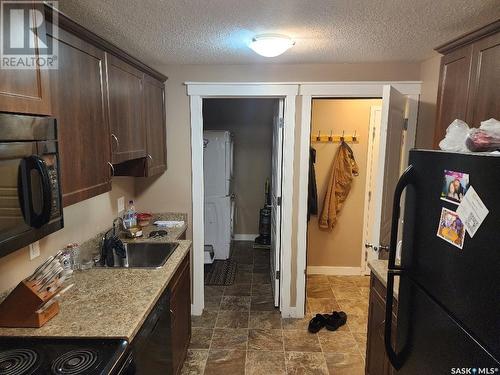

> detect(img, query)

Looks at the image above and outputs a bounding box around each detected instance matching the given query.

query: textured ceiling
[56,0,500,65]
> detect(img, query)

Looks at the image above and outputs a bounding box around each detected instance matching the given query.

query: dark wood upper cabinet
[0,3,168,205]
[0,1,51,115]
[434,46,473,146]
[466,32,500,128]
[113,74,167,177]
[105,53,147,164]
[48,27,111,207]
[434,20,500,147]
[143,75,167,176]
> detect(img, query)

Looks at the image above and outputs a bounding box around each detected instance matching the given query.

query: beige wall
[135,62,421,237]
[134,62,420,307]
[0,178,135,293]
[307,99,382,268]
[0,62,430,304]
[416,54,441,148]
[203,98,275,235]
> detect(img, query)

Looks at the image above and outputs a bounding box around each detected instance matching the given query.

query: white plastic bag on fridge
[439,119,470,152]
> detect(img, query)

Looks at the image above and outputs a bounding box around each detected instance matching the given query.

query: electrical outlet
[29,241,40,260]
[117,196,125,214]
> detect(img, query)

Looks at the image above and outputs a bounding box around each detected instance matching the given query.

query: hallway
[181,241,368,375]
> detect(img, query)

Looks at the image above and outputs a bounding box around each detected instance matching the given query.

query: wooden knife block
[0,280,59,328]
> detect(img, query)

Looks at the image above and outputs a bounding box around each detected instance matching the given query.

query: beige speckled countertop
[119,213,187,244]
[368,259,399,299]
[0,212,191,341]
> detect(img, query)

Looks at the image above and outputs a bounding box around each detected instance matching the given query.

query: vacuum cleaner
[254,179,272,249]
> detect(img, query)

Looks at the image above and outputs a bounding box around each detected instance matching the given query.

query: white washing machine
[204,130,235,262]
[204,195,235,260]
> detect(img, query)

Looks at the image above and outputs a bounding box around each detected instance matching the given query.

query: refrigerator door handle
[385,165,414,370]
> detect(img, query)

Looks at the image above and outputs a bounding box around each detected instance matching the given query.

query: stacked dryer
[203,131,235,262]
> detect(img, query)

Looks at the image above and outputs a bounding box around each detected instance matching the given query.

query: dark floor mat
[204,259,237,286]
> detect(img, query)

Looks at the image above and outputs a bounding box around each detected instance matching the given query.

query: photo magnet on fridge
[440,170,470,205]
[437,207,465,249]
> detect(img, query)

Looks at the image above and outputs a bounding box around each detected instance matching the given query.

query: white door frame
[296,81,421,318]
[187,83,299,317]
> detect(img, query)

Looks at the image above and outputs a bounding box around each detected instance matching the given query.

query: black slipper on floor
[308,314,328,333]
[325,311,347,331]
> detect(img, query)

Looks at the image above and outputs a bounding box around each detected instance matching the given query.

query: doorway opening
[301,85,414,366]
[307,98,383,279]
[305,99,382,362]
[201,98,284,316]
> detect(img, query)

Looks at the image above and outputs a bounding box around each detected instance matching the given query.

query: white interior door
[270,99,284,307]
[364,86,407,269]
[362,106,382,274]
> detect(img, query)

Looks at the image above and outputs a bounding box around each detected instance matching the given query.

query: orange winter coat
[319,142,359,231]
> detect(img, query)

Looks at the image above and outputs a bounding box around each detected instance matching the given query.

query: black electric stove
[0,337,131,375]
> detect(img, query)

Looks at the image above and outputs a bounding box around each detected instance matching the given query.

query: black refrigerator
[384,150,500,374]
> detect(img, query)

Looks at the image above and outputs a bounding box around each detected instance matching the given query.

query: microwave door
[0,142,38,243]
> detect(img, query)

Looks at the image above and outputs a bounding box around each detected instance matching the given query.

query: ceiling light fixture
[249,34,295,57]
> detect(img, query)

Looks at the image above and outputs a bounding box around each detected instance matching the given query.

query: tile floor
[181,241,369,375]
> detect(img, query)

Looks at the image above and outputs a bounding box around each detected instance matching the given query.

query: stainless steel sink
[98,242,179,268]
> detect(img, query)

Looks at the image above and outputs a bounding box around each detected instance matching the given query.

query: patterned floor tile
[215,311,249,328]
[192,310,218,329]
[204,349,246,375]
[249,311,282,329]
[220,296,251,311]
[211,328,248,350]
[285,352,328,375]
[181,349,209,375]
[245,350,286,375]
[187,242,371,374]
[190,328,213,349]
[283,330,322,352]
[324,352,365,375]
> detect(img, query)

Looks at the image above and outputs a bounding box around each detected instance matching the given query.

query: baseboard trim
[307,266,363,276]
[191,303,203,316]
[233,234,259,241]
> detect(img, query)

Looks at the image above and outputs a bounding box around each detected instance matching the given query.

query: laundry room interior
[202,98,282,303]
[306,98,383,316]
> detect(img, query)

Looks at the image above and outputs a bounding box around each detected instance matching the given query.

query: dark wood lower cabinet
[365,274,398,375]
[169,254,191,374]
[132,251,191,374]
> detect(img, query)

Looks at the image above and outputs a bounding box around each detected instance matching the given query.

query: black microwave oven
[0,113,63,258]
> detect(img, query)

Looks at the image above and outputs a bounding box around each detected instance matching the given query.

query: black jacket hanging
[308,147,318,221]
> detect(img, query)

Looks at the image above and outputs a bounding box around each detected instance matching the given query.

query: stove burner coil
[51,349,99,374]
[0,349,38,375]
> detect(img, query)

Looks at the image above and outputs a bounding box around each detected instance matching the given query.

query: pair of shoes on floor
[308,311,347,333]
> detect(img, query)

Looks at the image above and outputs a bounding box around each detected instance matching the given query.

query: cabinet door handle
[108,162,114,177]
[111,134,119,149]
[147,154,153,160]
